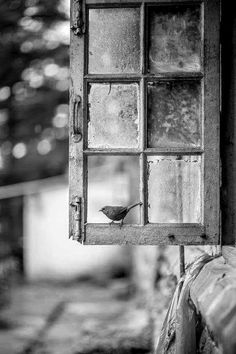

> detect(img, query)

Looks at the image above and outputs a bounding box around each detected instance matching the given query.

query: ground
[0,280,153,354]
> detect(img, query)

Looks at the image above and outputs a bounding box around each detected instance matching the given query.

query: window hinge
[71,0,86,36]
[70,196,84,243]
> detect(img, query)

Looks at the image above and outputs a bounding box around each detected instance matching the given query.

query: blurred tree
[0,0,69,185]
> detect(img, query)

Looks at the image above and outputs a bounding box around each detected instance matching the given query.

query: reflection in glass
[88,83,139,149]
[148,81,201,148]
[87,156,140,223]
[89,8,140,74]
[147,156,201,223]
[148,5,201,73]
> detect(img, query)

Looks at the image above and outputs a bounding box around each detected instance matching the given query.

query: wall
[23,181,130,281]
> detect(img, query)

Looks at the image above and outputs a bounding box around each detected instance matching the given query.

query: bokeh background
[0,1,210,353]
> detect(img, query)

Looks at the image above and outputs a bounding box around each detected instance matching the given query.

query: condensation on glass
[147,81,201,148]
[87,83,139,149]
[147,156,201,223]
[88,8,140,74]
[148,5,201,73]
[87,156,140,223]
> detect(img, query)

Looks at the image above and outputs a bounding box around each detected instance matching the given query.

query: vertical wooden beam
[69,0,85,242]
[221,3,236,245]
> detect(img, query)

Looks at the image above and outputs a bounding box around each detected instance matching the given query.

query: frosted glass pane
[89,8,140,74]
[148,81,201,148]
[87,156,140,224]
[88,83,139,148]
[149,5,201,73]
[147,156,201,223]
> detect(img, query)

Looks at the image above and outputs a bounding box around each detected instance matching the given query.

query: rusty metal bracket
[71,0,85,36]
[70,196,83,242]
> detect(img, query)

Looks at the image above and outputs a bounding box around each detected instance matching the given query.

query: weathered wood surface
[86,0,201,4]
[85,223,211,245]
[221,3,236,245]
[190,255,236,354]
[203,0,220,243]
[69,0,85,241]
[70,0,220,245]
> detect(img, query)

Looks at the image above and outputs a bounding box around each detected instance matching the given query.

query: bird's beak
[99,209,102,212]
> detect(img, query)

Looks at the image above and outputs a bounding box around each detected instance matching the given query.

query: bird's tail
[127,202,142,212]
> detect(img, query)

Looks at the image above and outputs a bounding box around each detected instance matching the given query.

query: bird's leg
[119,219,124,229]
[109,220,114,226]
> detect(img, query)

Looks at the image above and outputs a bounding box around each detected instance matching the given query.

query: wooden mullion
[70,0,221,245]
[146,74,203,81]
[86,0,202,4]
[84,75,142,82]
[140,2,146,221]
[140,79,145,223]
[86,1,141,8]
[84,149,141,155]
[145,148,204,155]
[84,73,203,81]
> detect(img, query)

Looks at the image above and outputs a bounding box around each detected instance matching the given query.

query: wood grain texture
[86,0,201,4]
[69,0,85,241]
[221,4,236,245]
[84,223,211,245]
[84,148,204,155]
[70,0,221,245]
[84,73,203,80]
[203,0,220,243]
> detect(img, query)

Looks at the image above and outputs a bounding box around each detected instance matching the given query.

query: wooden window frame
[69,0,220,245]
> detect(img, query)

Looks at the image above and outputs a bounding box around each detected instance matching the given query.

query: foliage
[0,0,69,185]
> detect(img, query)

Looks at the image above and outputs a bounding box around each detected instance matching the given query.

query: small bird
[99,202,142,227]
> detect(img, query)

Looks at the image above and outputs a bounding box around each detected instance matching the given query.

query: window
[69,0,220,245]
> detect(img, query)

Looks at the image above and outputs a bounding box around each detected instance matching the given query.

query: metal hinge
[70,196,84,243]
[71,0,85,36]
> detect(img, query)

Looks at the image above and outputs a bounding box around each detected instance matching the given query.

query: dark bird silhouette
[99,202,142,227]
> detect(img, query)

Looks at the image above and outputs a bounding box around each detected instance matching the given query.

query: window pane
[147,156,201,223]
[147,81,201,148]
[87,156,140,223]
[88,83,139,149]
[89,8,140,74]
[148,5,201,73]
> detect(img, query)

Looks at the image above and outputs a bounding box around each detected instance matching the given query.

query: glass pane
[148,81,201,148]
[87,156,140,224]
[148,5,201,73]
[88,83,139,148]
[89,8,140,74]
[147,156,201,223]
